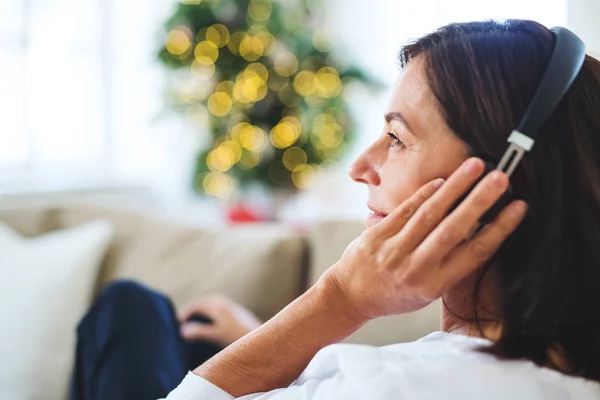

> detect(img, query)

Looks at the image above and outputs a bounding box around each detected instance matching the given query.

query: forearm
[193,273,368,397]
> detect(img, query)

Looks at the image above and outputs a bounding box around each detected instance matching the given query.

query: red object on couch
[226,203,268,224]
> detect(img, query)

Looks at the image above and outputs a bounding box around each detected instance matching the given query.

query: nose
[348,143,381,186]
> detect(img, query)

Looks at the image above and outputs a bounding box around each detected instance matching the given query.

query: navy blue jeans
[70,281,222,400]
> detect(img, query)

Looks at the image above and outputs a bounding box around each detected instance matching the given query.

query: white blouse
[162,331,600,399]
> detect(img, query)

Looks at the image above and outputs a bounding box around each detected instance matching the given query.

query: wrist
[314,269,370,329]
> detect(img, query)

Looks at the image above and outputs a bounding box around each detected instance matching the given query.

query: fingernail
[489,171,506,188]
[433,178,445,189]
[464,158,482,176]
[180,325,191,337]
[513,201,528,218]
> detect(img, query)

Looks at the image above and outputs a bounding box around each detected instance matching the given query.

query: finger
[368,178,445,239]
[433,200,528,283]
[416,169,509,261]
[385,158,485,254]
[180,322,219,341]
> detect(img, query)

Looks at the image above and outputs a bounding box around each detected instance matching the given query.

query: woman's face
[349,58,470,228]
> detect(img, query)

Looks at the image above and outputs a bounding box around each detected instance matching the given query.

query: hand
[179,295,262,347]
[325,157,528,320]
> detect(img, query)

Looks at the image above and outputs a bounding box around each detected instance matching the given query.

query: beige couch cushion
[0,205,307,322]
[309,220,441,345]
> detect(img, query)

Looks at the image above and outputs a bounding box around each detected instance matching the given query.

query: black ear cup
[448,161,515,227]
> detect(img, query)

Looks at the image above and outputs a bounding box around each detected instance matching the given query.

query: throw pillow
[0,220,113,400]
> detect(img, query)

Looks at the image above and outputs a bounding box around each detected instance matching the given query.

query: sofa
[0,199,440,398]
[0,200,440,343]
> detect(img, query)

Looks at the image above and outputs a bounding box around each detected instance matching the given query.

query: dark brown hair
[401,20,600,380]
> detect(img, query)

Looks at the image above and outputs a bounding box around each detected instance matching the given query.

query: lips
[366,205,388,227]
[367,205,388,217]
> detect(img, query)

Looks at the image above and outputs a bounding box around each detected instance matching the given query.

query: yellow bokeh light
[315,67,342,98]
[281,116,302,135]
[239,149,261,169]
[282,147,307,171]
[220,140,242,163]
[246,63,269,81]
[239,69,259,81]
[274,52,299,77]
[270,122,300,149]
[291,164,316,189]
[255,31,275,56]
[239,36,265,61]
[311,114,344,149]
[231,122,251,142]
[233,69,267,104]
[206,24,230,48]
[202,172,235,199]
[293,70,316,96]
[228,31,247,55]
[207,92,233,117]
[195,27,208,43]
[313,113,337,130]
[256,81,268,101]
[233,81,249,103]
[244,79,261,100]
[166,28,192,56]
[207,145,236,172]
[215,80,235,95]
[194,41,219,65]
[234,80,254,103]
[239,125,268,152]
[181,0,202,4]
[248,0,273,21]
[319,124,343,148]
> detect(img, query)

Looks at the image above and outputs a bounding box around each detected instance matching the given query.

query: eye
[387,132,405,149]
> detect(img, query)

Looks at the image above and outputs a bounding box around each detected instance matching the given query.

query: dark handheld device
[187,313,214,324]
[453,27,586,229]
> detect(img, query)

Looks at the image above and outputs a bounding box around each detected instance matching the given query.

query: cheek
[378,159,430,207]
[378,148,467,208]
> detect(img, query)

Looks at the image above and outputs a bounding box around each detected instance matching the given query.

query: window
[0,0,108,172]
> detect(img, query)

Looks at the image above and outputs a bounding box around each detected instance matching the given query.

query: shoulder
[291,332,599,400]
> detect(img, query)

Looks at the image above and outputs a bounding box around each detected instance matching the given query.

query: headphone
[455,27,586,229]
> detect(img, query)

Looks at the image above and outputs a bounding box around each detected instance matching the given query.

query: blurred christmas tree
[158,0,378,200]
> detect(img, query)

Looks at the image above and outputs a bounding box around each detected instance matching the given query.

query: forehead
[386,57,450,138]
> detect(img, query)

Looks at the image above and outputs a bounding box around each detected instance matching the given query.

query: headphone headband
[517,27,586,138]
[497,26,586,177]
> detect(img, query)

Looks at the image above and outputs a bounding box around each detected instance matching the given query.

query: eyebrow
[384,111,415,134]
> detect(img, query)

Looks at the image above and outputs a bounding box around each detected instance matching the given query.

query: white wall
[566,0,600,54]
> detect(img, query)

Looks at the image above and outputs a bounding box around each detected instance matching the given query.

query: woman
[75,19,600,399]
